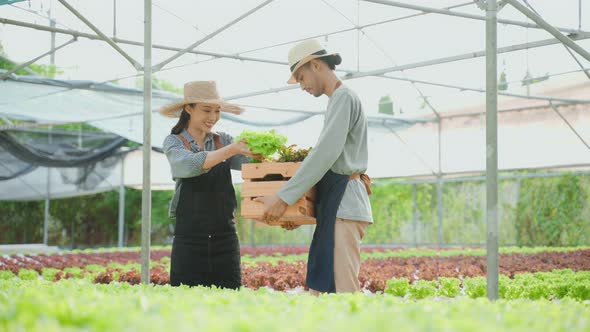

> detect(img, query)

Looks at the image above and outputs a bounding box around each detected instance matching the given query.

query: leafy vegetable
[236,130,287,161]
[1,279,589,331]
[277,144,312,162]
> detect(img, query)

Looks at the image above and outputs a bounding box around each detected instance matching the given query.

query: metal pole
[43,168,50,245]
[442,100,590,120]
[118,155,125,248]
[412,184,418,247]
[361,0,583,34]
[437,116,443,246]
[485,0,499,301]
[0,18,291,68]
[379,73,590,104]
[0,54,37,75]
[152,0,274,72]
[578,0,582,30]
[250,220,255,247]
[223,32,590,101]
[437,177,443,245]
[140,0,152,284]
[0,37,76,80]
[240,2,473,55]
[49,4,56,71]
[57,0,142,70]
[3,16,589,94]
[549,102,590,151]
[113,0,117,38]
[505,0,590,62]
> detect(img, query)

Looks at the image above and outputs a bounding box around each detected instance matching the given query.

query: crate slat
[241,162,301,180]
[239,162,316,225]
[241,181,316,200]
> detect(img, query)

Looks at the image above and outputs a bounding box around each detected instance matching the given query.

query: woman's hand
[231,140,256,158]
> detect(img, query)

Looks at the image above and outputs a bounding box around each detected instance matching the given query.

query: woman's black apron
[170,134,241,289]
[305,170,350,293]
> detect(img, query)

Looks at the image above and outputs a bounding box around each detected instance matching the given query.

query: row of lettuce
[1,280,589,332]
[2,267,588,300]
[385,269,590,300]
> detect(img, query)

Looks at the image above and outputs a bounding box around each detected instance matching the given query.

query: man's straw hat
[287,39,342,84]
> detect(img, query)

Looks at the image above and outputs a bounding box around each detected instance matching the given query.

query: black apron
[170,136,241,289]
[305,170,349,293]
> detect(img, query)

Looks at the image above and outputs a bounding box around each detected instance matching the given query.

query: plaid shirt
[162,129,249,218]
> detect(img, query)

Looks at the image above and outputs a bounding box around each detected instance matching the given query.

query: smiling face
[294,60,325,98]
[186,102,221,134]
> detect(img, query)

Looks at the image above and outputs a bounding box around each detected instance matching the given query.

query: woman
[160,81,255,289]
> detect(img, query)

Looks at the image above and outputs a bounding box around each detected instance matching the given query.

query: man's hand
[254,195,288,223]
[281,221,301,231]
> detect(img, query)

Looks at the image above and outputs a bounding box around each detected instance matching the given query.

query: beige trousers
[309,218,370,295]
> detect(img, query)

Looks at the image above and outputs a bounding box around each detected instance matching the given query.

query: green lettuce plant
[236,130,287,161]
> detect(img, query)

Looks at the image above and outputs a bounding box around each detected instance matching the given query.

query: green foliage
[378,95,393,115]
[136,76,183,94]
[498,71,508,91]
[407,280,437,299]
[463,277,486,299]
[17,269,39,281]
[153,78,183,94]
[41,268,60,281]
[236,130,287,161]
[384,270,590,301]
[277,144,311,162]
[2,171,588,247]
[28,63,63,78]
[523,281,551,300]
[515,174,589,246]
[63,267,83,279]
[84,265,107,274]
[0,44,63,78]
[384,277,410,297]
[1,279,589,332]
[567,283,590,301]
[436,277,461,297]
[0,270,15,280]
[0,188,174,248]
[236,246,589,265]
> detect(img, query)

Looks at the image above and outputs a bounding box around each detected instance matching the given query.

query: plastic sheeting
[1,0,589,200]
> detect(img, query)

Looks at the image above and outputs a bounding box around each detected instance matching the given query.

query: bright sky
[1,0,589,117]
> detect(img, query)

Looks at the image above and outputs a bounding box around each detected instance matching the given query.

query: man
[256,39,373,294]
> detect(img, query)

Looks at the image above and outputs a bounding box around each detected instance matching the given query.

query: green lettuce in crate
[236,130,287,162]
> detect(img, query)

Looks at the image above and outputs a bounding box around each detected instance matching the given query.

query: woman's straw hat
[159,81,243,117]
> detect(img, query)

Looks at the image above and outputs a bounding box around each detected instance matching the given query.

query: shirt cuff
[277,190,297,206]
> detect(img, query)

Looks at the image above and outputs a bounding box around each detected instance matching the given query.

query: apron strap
[213,134,223,150]
[350,173,372,195]
[176,133,223,151]
[176,134,191,150]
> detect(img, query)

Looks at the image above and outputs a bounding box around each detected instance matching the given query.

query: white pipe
[505,0,590,62]
[57,0,142,70]
[485,0,499,301]
[152,0,274,72]
[140,0,152,284]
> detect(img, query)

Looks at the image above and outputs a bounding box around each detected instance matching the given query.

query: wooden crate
[240,162,316,226]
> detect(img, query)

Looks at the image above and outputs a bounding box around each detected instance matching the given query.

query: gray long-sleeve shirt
[277,85,373,223]
[162,129,249,218]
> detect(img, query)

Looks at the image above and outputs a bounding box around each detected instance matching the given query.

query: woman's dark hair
[170,103,195,134]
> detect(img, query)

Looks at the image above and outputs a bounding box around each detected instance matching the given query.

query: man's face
[295,62,322,97]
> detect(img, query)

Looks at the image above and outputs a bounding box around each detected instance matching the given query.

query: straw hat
[159,81,243,117]
[287,39,342,84]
